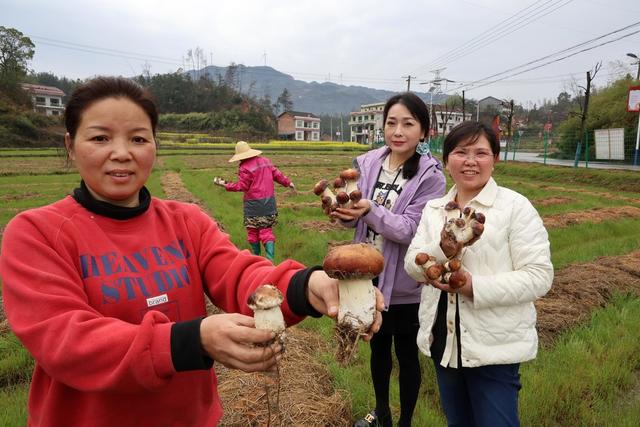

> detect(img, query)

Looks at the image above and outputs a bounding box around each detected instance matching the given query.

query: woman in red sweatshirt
[0,76,382,427]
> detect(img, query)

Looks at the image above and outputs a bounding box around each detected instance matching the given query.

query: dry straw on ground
[536,250,640,345]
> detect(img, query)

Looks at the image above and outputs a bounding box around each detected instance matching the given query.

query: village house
[21,83,65,116]
[277,111,321,141]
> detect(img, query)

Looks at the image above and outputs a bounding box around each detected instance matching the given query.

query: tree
[0,26,35,90]
[276,88,293,114]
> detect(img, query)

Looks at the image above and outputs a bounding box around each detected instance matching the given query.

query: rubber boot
[264,241,275,262]
[250,242,261,256]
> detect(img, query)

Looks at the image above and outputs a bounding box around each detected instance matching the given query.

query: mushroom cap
[247,284,284,310]
[323,243,384,280]
[340,168,360,181]
[313,179,329,195]
[333,177,346,189]
[349,190,362,202]
[415,252,434,266]
[336,191,350,205]
[444,201,460,212]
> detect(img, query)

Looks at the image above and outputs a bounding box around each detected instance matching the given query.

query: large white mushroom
[323,243,384,364]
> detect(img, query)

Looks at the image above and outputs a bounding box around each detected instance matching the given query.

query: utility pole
[575,62,601,167]
[340,73,344,142]
[503,99,514,162]
[402,75,416,91]
[627,53,640,80]
[462,90,466,120]
[419,68,455,141]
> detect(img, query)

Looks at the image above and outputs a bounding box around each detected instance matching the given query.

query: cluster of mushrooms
[313,168,362,215]
[414,201,486,289]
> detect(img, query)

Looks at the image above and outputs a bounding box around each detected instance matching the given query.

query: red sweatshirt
[0,196,305,426]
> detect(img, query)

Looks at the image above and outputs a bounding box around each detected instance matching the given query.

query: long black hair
[382,92,430,179]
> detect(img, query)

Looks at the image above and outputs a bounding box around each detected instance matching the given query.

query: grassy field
[1,141,639,426]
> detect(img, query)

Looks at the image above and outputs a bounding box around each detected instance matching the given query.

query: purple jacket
[345,147,446,308]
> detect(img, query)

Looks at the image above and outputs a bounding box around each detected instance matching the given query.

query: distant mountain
[187,65,447,115]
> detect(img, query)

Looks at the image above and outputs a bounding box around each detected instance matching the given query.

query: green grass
[1,146,640,425]
[549,218,640,269]
[0,383,29,427]
[520,294,640,426]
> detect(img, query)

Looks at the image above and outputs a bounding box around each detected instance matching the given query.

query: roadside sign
[627,86,640,112]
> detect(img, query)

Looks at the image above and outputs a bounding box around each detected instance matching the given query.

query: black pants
[369,303,421,427]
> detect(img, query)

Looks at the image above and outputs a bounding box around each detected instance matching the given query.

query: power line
[454,26,640,93]
[411,0,573,74]
[430,0,574,70]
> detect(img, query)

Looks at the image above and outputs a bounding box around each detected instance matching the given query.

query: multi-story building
[349,101,472,143]
[432,106,473,136]
[21,83,65,116]
[349,102,384,144]
[277,111,321,141]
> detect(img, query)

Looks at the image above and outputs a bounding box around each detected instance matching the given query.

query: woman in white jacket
[404,121,553,426]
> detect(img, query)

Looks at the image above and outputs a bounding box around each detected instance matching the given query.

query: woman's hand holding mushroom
[427,270,474,299]
[199,313,282,373]
[330,199,371,222]
[306,270,384,339]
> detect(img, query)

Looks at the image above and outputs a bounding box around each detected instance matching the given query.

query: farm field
[1,143,640,426]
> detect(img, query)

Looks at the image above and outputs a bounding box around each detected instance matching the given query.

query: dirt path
[542,206,640,228]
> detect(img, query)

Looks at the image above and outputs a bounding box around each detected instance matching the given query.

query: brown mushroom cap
[448,271,467,289]
[313,179,329,195]
[415,252,434,266]
[323,243,384,280]
[247,284,284,310]
[340,168,360,181]
[444,201,460,212]
[349,190,362,202]
[333,177,346,189]
[336,191,350,205]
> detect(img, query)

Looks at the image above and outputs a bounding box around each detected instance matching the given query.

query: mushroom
[443,205,486,258]
[415,252,444,280]
[313,179,337,212]
[333,177,347,195]
[336,191,350,208]
[415,252,466,288]
[323,243,384,364]
[339,168,360,195]
[247,284,286,344]
[212,176,227,186]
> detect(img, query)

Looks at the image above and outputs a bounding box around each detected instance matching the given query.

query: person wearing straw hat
[214,141,294,261]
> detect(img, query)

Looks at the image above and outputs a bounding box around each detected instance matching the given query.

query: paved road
[508,151,640,172]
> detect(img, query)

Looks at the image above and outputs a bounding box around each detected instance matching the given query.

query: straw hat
[228,141,262,162]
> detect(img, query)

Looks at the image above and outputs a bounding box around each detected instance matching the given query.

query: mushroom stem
[337,278,377,330]
[254,306,286,334]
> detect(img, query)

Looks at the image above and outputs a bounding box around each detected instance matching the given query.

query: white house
[277,111,321,141]
[21,83,65,116]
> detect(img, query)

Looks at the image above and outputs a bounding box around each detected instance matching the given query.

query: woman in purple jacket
[332,93,446,427]
[215,141,294,261]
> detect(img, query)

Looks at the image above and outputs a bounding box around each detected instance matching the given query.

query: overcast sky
[4,0,640,107]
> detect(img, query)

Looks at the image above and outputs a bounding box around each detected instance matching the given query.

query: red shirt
[1,196,304,426]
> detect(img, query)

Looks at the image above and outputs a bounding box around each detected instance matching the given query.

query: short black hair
[442,121,500,165]
[65,76,158,139]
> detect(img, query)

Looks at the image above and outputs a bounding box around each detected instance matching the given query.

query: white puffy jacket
[404,177,553,368]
